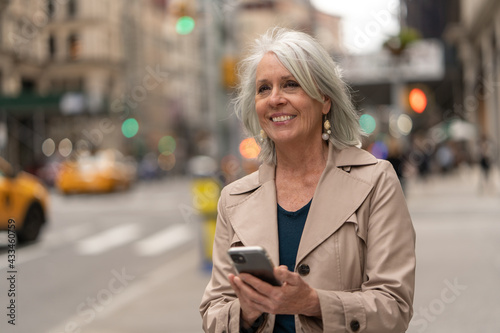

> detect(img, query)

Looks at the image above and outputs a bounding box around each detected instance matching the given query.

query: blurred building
[448,0,500,165]
[233,0,342,64]
[1,0,344,176]
[0,0,194,174]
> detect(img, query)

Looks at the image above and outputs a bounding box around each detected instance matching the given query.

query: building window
[21,78,36,94]
[68,0,77,18]
[49,35,56,59]
[68,34,80,60]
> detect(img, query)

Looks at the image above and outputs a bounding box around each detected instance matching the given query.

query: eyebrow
[256,75,296,84]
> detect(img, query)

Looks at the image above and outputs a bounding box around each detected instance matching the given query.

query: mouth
[271,115,296,122]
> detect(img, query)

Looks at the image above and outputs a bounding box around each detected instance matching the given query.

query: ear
[322,96,331,115]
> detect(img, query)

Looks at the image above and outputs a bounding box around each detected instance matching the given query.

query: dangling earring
[322,116,331,141]
[260,129,267,141]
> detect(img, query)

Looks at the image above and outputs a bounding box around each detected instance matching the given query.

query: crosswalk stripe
[42,223,91,245]
[76,223,141,255]
[134,223,193,256]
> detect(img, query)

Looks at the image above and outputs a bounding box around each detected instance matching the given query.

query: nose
[269,87,286,108]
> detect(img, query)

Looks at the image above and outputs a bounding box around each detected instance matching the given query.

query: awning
[0,92,108,116]
[0,93,63,116]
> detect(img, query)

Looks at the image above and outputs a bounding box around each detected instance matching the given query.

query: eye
[257,84,271,94]
[284,80,300,89]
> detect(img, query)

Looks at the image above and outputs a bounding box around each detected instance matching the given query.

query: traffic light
[122,118,139,138]
[172,1,195,35]
[222,56,238,88]
[408,88,427,113]
[176,16,195,35]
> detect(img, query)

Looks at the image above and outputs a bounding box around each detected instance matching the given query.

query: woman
[200,28,416,333]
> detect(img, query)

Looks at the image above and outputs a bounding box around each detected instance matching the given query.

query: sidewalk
[81,166,500,333]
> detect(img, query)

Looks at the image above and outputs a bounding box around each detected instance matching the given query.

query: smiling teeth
[272,115,295,122]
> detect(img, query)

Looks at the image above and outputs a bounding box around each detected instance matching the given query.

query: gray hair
[233,27,364,164]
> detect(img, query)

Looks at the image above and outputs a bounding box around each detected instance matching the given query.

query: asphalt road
[1,166,499,333]
[0,176,205,333]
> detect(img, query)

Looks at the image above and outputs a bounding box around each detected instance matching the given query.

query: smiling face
[255,53,331,149]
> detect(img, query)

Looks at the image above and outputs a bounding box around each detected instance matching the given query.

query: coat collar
[227,143,377,265]
[228,144,377,195]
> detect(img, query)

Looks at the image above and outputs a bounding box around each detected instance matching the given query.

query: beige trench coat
[200,144,416,332]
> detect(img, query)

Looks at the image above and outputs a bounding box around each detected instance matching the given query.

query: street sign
[341,39,445,85]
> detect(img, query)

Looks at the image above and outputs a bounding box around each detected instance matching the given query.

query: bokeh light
[409,88,427,113]
[158,136,176,156]
[370,141,389,159]
[359,114,377,134]
[397,114,413,135]
[122,118,139,138]
[42,138,56,157]
[239,138,260,159]
[75,139,90,154]
[389,115,401,138]
[58,138,73,157]
[158,153,176,171]
[176,16,195,35]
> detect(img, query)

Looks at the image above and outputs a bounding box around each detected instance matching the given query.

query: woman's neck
[275,141,329,177]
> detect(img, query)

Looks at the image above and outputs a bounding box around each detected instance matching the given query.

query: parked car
[55,149,136,194]
[0,157,49,243]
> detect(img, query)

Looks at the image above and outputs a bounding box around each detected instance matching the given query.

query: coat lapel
[296,145,376,264]
[226,163,280,265]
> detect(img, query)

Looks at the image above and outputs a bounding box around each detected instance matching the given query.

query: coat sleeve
[200,188,264,333]
[301,160,416,332]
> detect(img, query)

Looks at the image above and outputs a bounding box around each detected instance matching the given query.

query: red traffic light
[409,88,427,113]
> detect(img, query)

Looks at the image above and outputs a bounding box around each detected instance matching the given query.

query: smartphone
[227,246,281,286]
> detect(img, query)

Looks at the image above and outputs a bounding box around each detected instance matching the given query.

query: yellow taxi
[55,149,136,194]
[0,157,49,243]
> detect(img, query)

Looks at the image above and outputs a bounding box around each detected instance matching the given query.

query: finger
[239,273,276,293]
[228,275,243,296]
[235,276,276,308]
[273,266,291,283]
[234,275,264,297]
[274,267,304,287]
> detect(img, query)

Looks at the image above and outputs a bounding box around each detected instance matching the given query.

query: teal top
[274,199,312,333]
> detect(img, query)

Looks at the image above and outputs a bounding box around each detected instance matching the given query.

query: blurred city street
[1,0,500,332]
[0,166,499,333]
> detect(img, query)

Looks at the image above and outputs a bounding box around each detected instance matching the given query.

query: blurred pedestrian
[436,143,455,174]
[386,136,406,192]
[200,28,416,333]
[478,135,495,194]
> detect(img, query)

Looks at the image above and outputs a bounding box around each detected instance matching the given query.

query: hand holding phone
[228,246,281,286]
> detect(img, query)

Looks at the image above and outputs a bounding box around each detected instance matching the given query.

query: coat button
[350,320,360,331]
[297,264,310,276]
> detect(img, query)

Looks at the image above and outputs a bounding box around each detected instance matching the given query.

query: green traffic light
[176,16,195,35]
[122,118,139,138]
